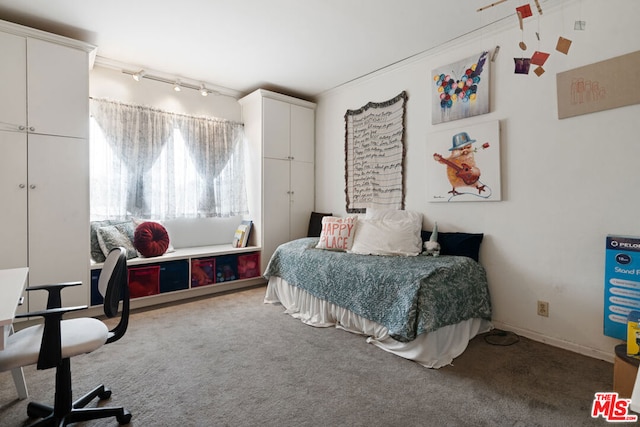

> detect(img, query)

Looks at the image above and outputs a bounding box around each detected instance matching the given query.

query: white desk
[0,267,29,399]
[0,267,28,350]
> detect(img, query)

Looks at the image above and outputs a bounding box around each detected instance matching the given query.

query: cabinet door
[27,134,89,311]
[290,161,314,241]
[262,97,290,160]
[290,105,314,164]
[0,131,28,270]
[262,157,291,270]
[0,31,27,132]
[27,38,89,138]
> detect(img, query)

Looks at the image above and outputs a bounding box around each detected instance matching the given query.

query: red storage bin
[128,265,160,298]
[191,257,216,287]
[238,252,260,279]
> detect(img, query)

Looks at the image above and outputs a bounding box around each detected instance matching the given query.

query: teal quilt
[264,238,492,342]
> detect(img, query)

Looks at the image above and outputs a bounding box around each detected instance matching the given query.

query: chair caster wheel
[117,409,132,425]
[98,387,112,400]
[27,402,52,419]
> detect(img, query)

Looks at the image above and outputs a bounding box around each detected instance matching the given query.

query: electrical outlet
[537,301,549,317]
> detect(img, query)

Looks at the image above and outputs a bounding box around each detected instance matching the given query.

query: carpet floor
[0,285,615,426]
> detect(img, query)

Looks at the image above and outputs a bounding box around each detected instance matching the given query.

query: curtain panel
[90,98,248,220]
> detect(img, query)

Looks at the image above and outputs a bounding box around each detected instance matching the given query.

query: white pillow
[349,218,422,256]
[365,208,423,228]
[315,216,358,251]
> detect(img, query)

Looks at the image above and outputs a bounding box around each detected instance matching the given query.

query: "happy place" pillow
[315,216,358,251]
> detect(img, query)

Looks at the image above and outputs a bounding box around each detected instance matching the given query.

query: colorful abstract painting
[431,51,490,124]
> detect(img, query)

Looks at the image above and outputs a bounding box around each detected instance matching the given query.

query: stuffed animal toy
[424,222,441,257]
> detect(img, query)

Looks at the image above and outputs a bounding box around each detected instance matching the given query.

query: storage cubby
[191,257,216,287]
[90,246,263,307]
[159,260,190,293]
[128,265,160,298]
[238,252,261,279]
[214,255,238,283]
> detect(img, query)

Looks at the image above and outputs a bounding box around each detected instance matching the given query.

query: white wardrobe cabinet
[0,20,94,312]
[239,89,316,271]
[0,31,88,138]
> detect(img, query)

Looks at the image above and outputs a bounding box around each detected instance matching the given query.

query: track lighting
[132,70,145,82]
[122,69,224,96]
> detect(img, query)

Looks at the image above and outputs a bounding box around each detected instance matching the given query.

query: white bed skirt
[264,276,493,369]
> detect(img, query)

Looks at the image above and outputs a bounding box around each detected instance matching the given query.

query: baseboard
[491,321,615,364]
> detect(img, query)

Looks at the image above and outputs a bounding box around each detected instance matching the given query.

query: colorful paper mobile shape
[531,51,550,66]
[514,58,531,75]
[556,37,572,55]
[534,66,545,77]
[516,4,533,19]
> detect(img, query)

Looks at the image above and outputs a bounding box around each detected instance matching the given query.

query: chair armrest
[14,305,87,320]
[15,305,88,370]
[25,281,83,310]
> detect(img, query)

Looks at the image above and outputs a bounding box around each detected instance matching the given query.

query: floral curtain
[90,98,248,220]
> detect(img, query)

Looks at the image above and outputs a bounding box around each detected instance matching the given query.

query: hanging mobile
[517,11,527,50]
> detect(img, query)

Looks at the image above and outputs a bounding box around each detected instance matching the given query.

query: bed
[263,237,493,368]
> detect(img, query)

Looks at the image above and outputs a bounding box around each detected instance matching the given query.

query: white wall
[314,0,640,362]
[90,65,241,121]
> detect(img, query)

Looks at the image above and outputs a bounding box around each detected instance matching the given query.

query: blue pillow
[421,230,483,261]
[308,211,333,237]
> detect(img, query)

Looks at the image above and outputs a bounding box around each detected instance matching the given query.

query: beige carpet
[0,285,614,426]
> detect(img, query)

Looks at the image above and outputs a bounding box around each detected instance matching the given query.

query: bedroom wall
[89,65,241,121]
[314,0,640,362]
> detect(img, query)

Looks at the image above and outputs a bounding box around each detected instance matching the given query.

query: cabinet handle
[18,125,26,131]
[19,184,26,189]
[29,126,35,132]
[29,184,36,189]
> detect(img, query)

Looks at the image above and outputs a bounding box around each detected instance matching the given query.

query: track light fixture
[132,70,145,82]
[121,69,225,97]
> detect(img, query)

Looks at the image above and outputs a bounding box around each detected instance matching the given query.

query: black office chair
[0,247,132,426]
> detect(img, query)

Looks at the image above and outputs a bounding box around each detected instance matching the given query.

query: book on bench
[232,220,253,248]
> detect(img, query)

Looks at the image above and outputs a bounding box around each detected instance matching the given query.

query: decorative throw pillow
[349,218,422,256]
[315,216,357,251]
[307,211,332,237]
[365,208,423,229]
[134,221,171,257]
[420,230,484,261]
[91,220,134,262]
[96,223,138,260]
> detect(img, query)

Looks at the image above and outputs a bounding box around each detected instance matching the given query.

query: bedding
[265,276,491,368]
[263,237,492,347]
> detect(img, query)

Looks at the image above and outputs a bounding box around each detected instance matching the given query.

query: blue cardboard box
[604,235,640,340]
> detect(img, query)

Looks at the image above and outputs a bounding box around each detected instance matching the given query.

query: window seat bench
[90,217,264,310]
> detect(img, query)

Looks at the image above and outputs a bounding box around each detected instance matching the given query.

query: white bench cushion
[162,216,243,249]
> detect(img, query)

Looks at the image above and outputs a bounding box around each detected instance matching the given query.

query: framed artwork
[428,120,501,202]
[431,51,490,124]
[557,50,640,119]
[345,91,407,213]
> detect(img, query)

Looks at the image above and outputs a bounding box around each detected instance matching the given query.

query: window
[90,99,248,221]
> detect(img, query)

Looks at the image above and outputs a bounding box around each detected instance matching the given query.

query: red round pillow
[134,221,170,257]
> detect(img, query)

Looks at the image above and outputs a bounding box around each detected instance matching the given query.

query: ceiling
[0,0,550,99]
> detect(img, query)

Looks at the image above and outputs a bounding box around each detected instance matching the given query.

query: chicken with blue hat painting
[433,131,486,196]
